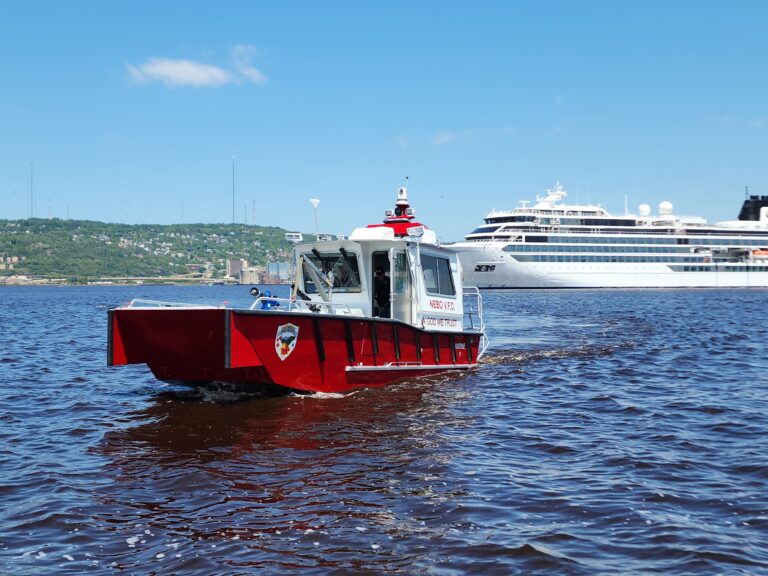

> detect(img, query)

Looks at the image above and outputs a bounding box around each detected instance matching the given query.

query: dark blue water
[1,286,767,575]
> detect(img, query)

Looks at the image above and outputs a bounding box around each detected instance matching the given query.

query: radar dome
[659,201,673,215]
[638,204,651,217]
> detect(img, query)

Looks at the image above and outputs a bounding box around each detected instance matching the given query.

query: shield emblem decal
[275,323,299,361]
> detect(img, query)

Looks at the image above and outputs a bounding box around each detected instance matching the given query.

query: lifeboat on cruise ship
[752,249,768,260]
[108,186,488,394]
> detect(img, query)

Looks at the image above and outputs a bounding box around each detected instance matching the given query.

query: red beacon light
[384,187,415,221]
[372,186,428,237]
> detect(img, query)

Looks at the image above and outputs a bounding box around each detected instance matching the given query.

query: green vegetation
[0,218,296,282]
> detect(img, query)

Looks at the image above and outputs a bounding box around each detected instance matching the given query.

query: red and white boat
[108,186,489,394]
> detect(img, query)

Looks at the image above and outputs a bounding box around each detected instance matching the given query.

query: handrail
[249,296,362,316]
[124,298,223,309]
[461,287,483,331]
[462,287,489,359]
[467,226,768,237]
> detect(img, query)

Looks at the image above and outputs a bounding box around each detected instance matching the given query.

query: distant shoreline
[0,276,290,287]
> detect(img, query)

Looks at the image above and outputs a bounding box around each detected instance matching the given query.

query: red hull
[109,308,481,393]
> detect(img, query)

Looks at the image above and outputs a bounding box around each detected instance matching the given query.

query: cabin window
[303,251,362,293]
[421,254,456,296]
[394,252,408,293]
[470,225,501,234]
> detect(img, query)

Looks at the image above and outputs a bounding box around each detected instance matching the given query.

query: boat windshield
[303,251,362,293]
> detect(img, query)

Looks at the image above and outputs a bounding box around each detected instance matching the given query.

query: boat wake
[291,391,359,400]
[154,382,364,403]
[481,341,635,366]
[157,381,292,403]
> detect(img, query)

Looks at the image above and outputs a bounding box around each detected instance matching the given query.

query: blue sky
[2,1,767,241]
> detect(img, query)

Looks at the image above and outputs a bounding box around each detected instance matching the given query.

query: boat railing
[124,298,223,309]
[249,296,363,316]
[462,287,490,359]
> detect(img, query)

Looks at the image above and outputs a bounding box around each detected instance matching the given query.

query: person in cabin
[374,267,391,318]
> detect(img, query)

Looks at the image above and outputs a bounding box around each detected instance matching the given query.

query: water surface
[0,286,766,574]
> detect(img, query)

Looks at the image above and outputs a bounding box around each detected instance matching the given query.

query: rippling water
[1,286,767,575]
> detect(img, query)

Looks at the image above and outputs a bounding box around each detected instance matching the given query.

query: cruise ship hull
[458,245,768,289]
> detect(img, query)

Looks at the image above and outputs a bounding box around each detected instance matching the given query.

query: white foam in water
[295,391,356,400]
[126,536,140,547]
[198,387,253,403]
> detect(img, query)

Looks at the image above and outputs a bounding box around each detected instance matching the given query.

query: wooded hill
[0,218,296,282]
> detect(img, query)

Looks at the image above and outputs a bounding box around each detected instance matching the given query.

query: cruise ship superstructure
[453,183,768,288]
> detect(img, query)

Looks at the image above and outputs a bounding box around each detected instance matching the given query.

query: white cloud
[127,45,268,88]
[432,131,459,145]
[432,130,471,145]
[395,136,410,148]
[231,44,268,85]
[127,58,236,87]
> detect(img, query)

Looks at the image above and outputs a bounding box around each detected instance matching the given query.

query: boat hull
[109,308,482,393]
[457,247,768,289]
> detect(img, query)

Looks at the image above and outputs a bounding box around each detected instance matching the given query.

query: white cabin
[290,228,468,332]
[254,186,484,336]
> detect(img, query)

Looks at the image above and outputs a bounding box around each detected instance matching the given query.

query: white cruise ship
[452,182,768,288]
